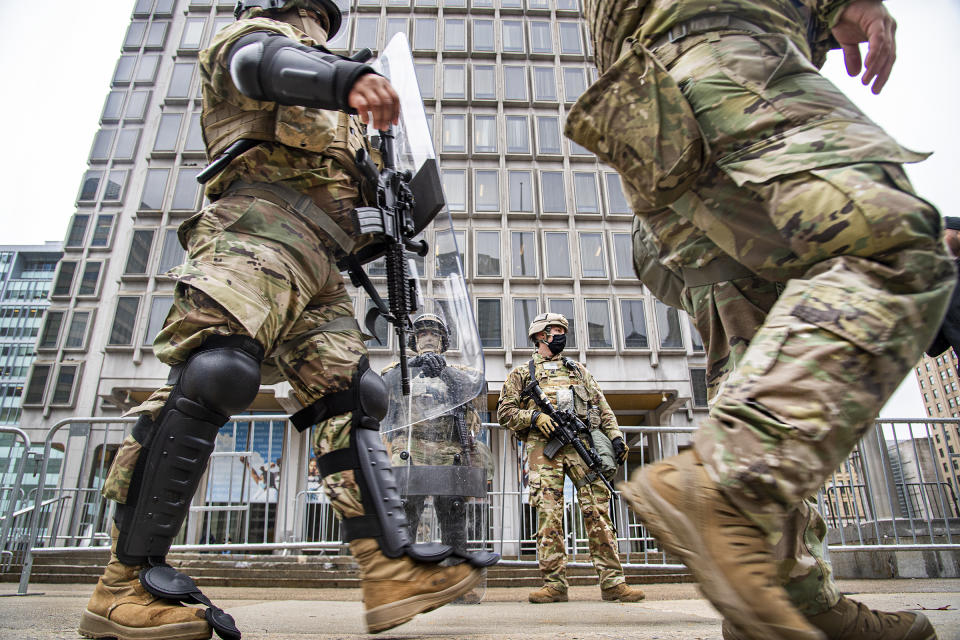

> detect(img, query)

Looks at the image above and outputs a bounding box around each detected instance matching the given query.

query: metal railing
[6,416,960,593]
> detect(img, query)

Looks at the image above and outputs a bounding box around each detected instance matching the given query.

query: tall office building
[19,0,707,538]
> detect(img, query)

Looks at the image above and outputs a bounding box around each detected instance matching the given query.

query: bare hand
[348,73,400,131]
[831,0,897,94]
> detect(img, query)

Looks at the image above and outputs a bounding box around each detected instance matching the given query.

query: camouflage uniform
[103,15,376,522]
[570,0,956,617]
[383,361,490,551]
[498,353,626,591]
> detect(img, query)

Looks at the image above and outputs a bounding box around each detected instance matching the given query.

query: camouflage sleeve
[801,0,857,29]
[581,365,622,441]
[497,367,535,433]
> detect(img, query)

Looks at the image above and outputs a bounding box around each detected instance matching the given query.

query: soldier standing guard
[79,2,487,639]
[566,0,950,639]
[498,313,644,604]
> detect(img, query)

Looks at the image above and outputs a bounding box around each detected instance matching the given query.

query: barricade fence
[2,416,958,593]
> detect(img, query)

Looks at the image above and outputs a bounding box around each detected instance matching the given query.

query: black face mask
[546,334,566,355]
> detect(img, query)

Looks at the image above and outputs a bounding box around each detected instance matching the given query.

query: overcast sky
[0,0,956,417]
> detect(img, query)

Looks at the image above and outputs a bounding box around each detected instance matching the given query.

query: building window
[508,170,533,212]
[65,214,90,248]
[102,91,124,121]
[473,64,496,100]
[115,129,141,160]
[157,229,185,274]
[65,312,91,349]
[558,22,582,54]
[533,67,557,101]
[109,297,141,346]
[605,173,631,214]
[477,298,502,348]
[435,229,465,277]
[135,55,161,83]
[475,170,499,211]
[153,113,182,152]
[355,16,380,50]
[171,168,203,210]
[475,230,501,276]
[442,64,466,99]
[544,232,571,278]
[125,91,150,121]
[574,172,599,214]
[513,298,538,348]
[146,21,169,49]
[442,115,466,153]
[511,231,537,278]
[103,170,128,201]
[413,63,435,99]
[50,365,79,406]
[474,115,497,153]
[691,368,708,407]
[563,67,586,102]
[503,66,527,100]
[90,129,115,161]
[77,262,103,296]
[612,232,633,279]
[91,214,115,247]
[23,364,51,405]
[125,229,155,275]
[385,17,409,43]
[79,170,102,202]
[184,114,205,152]
[473,19,494,51]
[180,18,206,50]
[124,21,147,49]
[140,168,169,210]
[443,18,466,50]
[529,21,553,53]
[655,299,684,348]
[540,171,566,213]
[536,116,561,154]
[502,20,524,52]
[505,116,530,154]
[442,169,466,212]
[168,62,195,99]
[585,299,613,348]
[38,311,65,349]
[546,299,577,348]
[53,261,77,297]
[414,17,437,50]
[113,55,136,84]
[619,299,648,348]
[579,232,607,278]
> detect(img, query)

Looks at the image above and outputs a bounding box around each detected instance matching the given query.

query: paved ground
[1,579,958,639]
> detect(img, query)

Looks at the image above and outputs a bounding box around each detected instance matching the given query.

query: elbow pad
[228,31,376,112]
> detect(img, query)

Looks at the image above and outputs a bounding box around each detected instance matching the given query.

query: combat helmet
[234,0,343,37]
[527,312,568,344]
[408,313,450,353]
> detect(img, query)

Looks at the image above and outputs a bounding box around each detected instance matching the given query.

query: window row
[442,169,630,216]
[0,345,37,379]
[354,0,581,10]
[434,113,592,156]
[77,166,203,214]
[22,362,82,408]
[417,62,593,103]
[0,306,44,341]
[2,281,50,302]
[101,295,174,349]
[352,16,585,56]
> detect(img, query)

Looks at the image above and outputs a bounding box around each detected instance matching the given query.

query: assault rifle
[523,381,616,495]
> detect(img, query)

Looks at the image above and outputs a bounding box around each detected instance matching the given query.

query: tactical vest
[526,357,592,421]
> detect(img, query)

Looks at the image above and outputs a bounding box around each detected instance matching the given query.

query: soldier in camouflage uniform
[498,313,644,604]
[567,1,949,639]
[81,2,483,639]
[382,314,490,552]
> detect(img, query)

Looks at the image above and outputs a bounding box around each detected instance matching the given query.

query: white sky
[0,0,956,417]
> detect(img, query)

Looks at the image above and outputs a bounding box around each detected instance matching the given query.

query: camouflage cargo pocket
[565,38,706,212]
[102,434,143,504]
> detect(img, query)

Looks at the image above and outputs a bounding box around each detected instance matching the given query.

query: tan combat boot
[350,538,483,633]
[601,582,645,602]
[617,450,825,640]
[722,595,937,640]
[528,585,568,603]
[78,529,210,640]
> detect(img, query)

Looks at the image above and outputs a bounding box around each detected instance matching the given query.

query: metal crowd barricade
[0,427,31,581]
[8,416,960,593]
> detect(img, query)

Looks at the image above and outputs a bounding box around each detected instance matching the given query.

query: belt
[222,180,357,255]
[649,15,765,51]
[681,255,756,288]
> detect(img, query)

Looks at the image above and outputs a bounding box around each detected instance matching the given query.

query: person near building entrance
[566,1,951,639]
[79,2,488,639]
[497,313,644,604]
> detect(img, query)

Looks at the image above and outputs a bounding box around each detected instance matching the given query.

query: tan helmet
[234,0,343,36]
[527,312,568,344]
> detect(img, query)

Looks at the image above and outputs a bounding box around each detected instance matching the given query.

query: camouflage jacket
[583,0,855,74]
[198,17,370,200]
[498,353,622,444]
[381,360,484,441]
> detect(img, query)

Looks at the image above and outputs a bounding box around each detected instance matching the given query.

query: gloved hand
[533,412,557,438]
[411,352,446,377]
[612,437,628,464]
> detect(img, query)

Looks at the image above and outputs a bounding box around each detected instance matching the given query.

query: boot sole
[78,610,211,640]
[365,567,484,634]
[618,473,823,640]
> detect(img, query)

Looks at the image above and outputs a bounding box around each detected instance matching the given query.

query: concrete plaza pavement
[1,579,958,639]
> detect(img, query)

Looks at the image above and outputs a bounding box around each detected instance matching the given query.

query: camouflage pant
[526,435,624,590]
[121,186,369,521]
[622,33,955,610]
